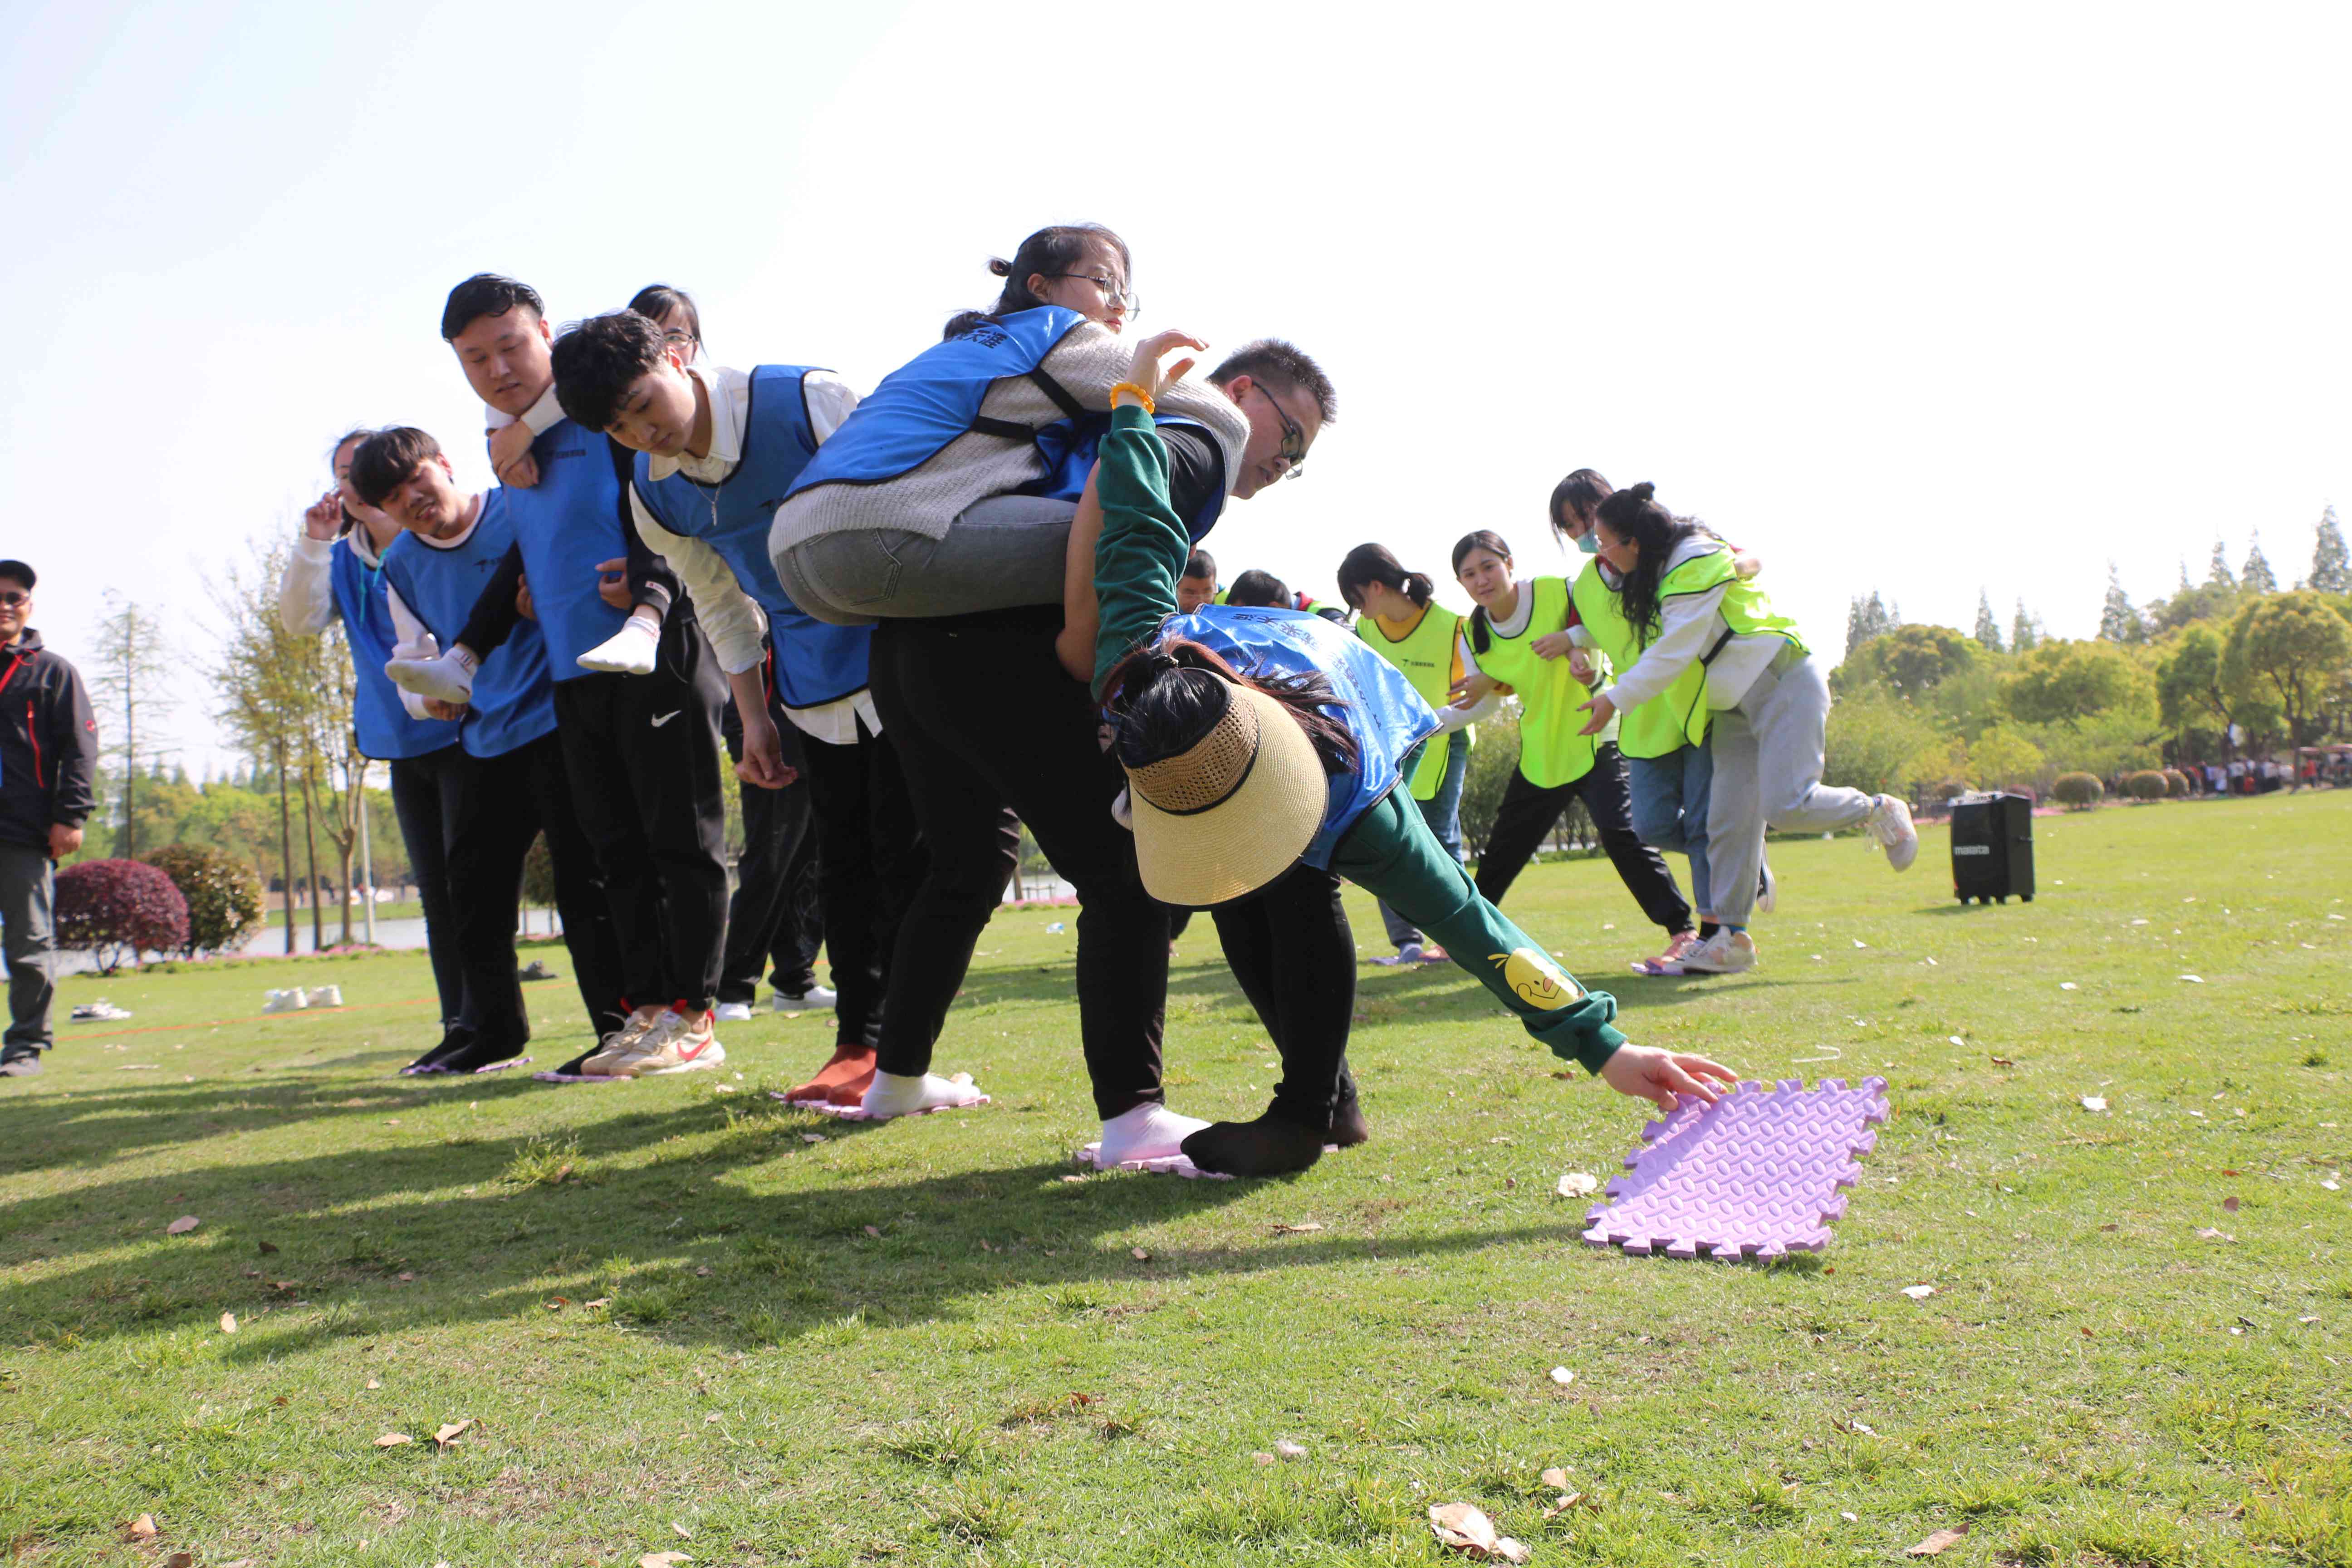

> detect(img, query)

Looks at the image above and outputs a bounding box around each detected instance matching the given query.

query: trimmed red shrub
[55,858,190,975]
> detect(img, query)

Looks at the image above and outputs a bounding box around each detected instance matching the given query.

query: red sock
[784,1044,875,1104]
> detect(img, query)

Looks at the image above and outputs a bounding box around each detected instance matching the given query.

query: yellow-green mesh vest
[1570,563,1709,759]
[1357,603,1471,801]
[1660,549,1808,656]
[1470,576,1597,789]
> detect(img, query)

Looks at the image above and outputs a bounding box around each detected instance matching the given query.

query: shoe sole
[802,1093,990,1121]
[531,1069,622,1084]
[1072,1143,1233,1180]
[631,1050,726,1077]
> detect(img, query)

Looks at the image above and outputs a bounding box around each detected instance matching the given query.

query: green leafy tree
[2157,625,2235,755]
[2222,590,2352,745]
[1458,702,1522,862]
[1833,623,1977,699]
[2311,503,2349,594]
[1967,725,2046,791]
[1823,693,1940,797]
[2000,640,2156,726]
[1844,592,1900,656]
[2241,531,2278,595]
[1972,590,2004,652]
[2206,540,2237,591]
[2010,599,2041,652]
[2096,564,2145,644]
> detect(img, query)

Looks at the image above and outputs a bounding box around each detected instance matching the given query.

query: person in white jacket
[1576,483,1917,975]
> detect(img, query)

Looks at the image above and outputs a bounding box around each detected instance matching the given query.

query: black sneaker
[0,1049,44,1078]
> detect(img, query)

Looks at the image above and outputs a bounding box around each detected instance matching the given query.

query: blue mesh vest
[497,410,631,677]
[378,493,558,759]
[632,367,870,710]
[784,306,1230,541]
[1148,605,1439,868]
[330,535,459,760]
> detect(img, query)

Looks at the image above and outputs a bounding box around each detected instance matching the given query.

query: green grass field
[5,791,2349,1567]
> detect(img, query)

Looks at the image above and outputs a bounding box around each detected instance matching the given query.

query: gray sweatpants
[774,496,1082,628]
[1,843,57,1053]
[1705,648,1874,928]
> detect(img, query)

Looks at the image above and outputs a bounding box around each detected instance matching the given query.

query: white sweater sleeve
[380,579,441,719]
[1433,690,1501,734]
[1597,581,1727,712]
[629,485,769,675]
[277,535,339,636]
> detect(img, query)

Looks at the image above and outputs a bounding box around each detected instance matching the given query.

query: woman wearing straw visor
[1091,331,1737,1176]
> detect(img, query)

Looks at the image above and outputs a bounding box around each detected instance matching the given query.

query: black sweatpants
[795,715,926,1049]
[1473,743,1692,935]
[387,744,468,1028]
[719,695,821,1005]
[444,733,627,1051]
[1207,863,1361,1133]
[549,608,730,1010]
[867,613,1168,1121]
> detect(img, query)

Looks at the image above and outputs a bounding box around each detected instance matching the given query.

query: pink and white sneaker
[1631,929,1703,976]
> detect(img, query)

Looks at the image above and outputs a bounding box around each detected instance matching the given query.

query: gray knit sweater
[768,318,1253,552]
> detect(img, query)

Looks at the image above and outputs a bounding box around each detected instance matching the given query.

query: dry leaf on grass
[1427,1502,1529,1563]
[1542,1491,1587,1519]
[1131,1247,1151,1261]
[1548,1366,1575,1386]
[862,1225,882,1239]
[1540,1467,1571,1489]
[2196,1227,2236,1243]
[1274,1439,1307,1459]
[638,1554,693,1568]
[257,1240,278,1254]
[1901,1285,1937,1300]
[1990,1056,2016,1068]
[166,1215,201,1235]
[219,1312,237,1334]
[2081,1096,2108,1112]
[584,1297,612,1309]
[800,1133,827,1144]
[671,1520,693,1539]
[124,1514,159,1541]
[1251,1450,1276,1465]
[1906,1521,1970,1555]
[1272,1221,1325,1234]
[2222,1196,2240,1213]
[373,1432,412,1449]
[166,1554,193,1568]
[432,1420,473,1447]
[1555,1172,1598,1198]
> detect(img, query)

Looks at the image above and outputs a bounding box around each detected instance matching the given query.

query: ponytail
[1335,542,1436,613]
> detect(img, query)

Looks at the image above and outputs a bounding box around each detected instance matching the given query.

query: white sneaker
[1867,794,1919,872]
[582,1004,665,1075]
[1757,862,1777,914]
[773,984,837,1009]
[600,1009,725,1077]
[262,988,308,1014]
[1678,929,1758,974]
[309,985,343,1008]
[715,1000,755,1023]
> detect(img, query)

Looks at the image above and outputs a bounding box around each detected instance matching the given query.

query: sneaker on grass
[715,1000,755,1023]
[772,983,836,1009]
[1678,928,1758,975]
[581,1004,664,1076]
[596,1007,725,1077]
[1633,929,1703,976]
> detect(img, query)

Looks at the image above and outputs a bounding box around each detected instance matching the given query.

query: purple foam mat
[770,1088,991,1121]
[1583,1076,1888,1261]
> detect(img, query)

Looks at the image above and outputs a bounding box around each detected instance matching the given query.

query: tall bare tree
[207,538,327,952]
[89,594,177,858]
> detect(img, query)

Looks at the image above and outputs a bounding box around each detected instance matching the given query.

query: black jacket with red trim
[0,630,98,852]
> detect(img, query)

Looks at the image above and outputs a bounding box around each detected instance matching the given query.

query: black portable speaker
[1950,792,2034,905]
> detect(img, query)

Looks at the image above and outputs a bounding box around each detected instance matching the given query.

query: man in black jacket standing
[0,560,97,1077]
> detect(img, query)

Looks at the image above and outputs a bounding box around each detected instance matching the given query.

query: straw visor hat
[1124,671,1329,909]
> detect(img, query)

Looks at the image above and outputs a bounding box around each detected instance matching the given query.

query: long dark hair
[1103,638,1358,777]
[1594,481,1720,647]
[329,426,374,537]
[1335,543,1434,613]
[1548,468,1612,539]
[944,224,1131,339]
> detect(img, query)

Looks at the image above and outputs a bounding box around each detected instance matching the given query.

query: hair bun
[1627,481,1656,504]
[987,256,1014,278]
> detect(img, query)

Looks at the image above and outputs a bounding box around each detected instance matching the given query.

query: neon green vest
[1571,564,1708,759]
[1357,603,1471,801]
[1470,577,1597,789]
[1660,549,1808,659]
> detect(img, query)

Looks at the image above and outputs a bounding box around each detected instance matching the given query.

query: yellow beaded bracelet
[1108,381,1156,414]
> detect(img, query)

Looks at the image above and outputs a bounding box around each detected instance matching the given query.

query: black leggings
[1474,743,1692,935]
[719,702,821,1004]
[1207,864,1360,1133]
[867,612,1168,1120]
[795,717,926,1050]
[387,745,468,1028]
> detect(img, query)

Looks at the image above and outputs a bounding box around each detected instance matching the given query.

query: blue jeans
[1626,742,1713,917]
[1379,734,1469,949]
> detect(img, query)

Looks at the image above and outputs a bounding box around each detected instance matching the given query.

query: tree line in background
[1822,505,2352,802]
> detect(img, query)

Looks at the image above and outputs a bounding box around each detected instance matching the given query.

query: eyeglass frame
[1045,272,1140,319]
[1251,381,1310,481]
[0,591,29,608]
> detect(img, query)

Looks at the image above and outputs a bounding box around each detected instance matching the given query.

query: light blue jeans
[1626,743,1714,917]
[1378,734,1470,949]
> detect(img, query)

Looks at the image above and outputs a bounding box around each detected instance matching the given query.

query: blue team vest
[497,412,631,677]
[1152,605,1439,868]
[379,493,559,759]
[331,536,459,761]
[784,306,1230,541]
[632,367,871,710]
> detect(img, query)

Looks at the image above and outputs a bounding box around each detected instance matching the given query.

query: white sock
[386,646,477,703]
[860,1070,982,1119]
[1097,1101,1211,1166]
[578,614,660,675]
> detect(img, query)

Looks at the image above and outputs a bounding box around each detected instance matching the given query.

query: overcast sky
[5,0,2346,773]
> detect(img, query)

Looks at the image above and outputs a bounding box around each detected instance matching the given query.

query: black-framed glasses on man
[0,592,28,608]
[1047,274,1139,318]
[1255,383,1308,480]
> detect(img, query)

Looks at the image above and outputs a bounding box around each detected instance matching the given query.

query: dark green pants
[1332,790,1625,1073]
